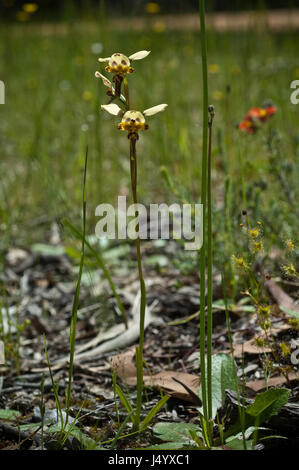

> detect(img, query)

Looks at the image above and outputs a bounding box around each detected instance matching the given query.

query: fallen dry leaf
[111,348,200,404]
[110,347,137,386]
[247,372,299,392]
[264,276,299,315]
[233,323,291,358]
[233,339,272,357]
[143,372,200,404]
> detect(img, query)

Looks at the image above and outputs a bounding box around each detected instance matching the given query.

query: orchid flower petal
[98,57,111,62]
[101,104,124,116]
[143,103,168,116]
[95,71,112,88]
[129,50,151,61]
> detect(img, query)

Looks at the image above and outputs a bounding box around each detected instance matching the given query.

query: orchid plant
[96,50,167,431]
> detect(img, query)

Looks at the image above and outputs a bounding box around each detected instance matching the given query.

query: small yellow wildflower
[152,20,166,33]
[233,256,248,269]
[295,67,299,79]
[145,2,160,14]
[82,91,93,101]
[212,90,223,101]
[260,320,271,331]
[288,318,299,330]
[16,11,30,21]
[285,239,295,251]
[208,64,220,74]
[264,359,274,372]
[250,228,259,239]
[283,263,299,277]
[258,305,271,318]
[254,241,263,252]
[254,337,265,348]
[23,3,39,13]
[279,342,291,357]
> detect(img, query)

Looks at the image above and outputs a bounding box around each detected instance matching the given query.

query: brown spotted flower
[97,51,150,98]
[101,103,167,139]
[98,51,150,76]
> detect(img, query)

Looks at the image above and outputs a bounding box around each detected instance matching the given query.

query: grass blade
[140,395,169,431]
[63,219,127,328]
[114,384,137,428]
[66,147,88,422]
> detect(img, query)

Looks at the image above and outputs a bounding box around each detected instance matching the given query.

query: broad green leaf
[102,244,131,261]
[31,244,65,256]
[144,255,169,268]
[226,426,268,442]
[46,423,95,449]
[0,409,21,420]
[145,442,195,450]
[225,437,253,450]
[279,306,299,320]
[199,353,238,418]
[153,422,202,446]
[79,270,101,287]
[19,421,44,431]
[246,388,290,423]
[225,427,270,450]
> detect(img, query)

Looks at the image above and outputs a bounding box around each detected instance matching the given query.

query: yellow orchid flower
[98,51,151,76]
[101,103,167,137]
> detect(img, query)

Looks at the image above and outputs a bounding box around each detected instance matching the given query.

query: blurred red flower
[239,104,277,134]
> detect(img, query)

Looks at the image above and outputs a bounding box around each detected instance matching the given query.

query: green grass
[0,20,298,262]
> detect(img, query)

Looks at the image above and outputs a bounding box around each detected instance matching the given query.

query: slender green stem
[237,133,248,214]
[222,273,246,449]
[207,109,214,419]
[129,137,146,431]
[64,219,128,329]
[66,147,88,423]
[199,0,209,422]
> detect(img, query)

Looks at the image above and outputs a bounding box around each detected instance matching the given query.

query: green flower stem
[66,147,88,424]
[130,137,146,431]
[207,109,214,420]
[199,0,209,422]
